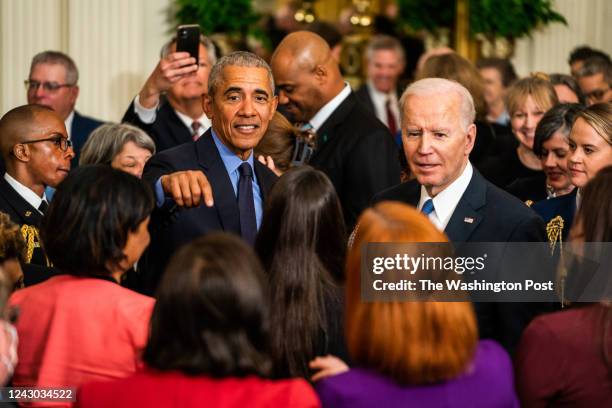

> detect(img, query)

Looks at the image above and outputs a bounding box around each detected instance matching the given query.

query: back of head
[255,166,346,377]
[79,123,156,167]
[533,103,585,157]
[505,74,558,116]
[416,53,486,121]
[0,104,55,161]
[254,112,297,173]
[144,232,272,377]
[346,202,477,385]
[41,165,154,277]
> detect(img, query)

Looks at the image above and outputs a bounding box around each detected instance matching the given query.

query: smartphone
[176,24,200,62]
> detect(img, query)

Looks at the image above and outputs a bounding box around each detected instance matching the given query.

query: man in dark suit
[355,35,405,138]
[26,51,103,166]
[271,31,401,230]
[139,51,278,294]
[0,104,74,285]
[122,35,216,152]
[373,78,547,353]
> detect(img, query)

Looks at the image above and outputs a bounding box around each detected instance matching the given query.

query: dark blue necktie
[238,162,257,245]
[421,199,435,215]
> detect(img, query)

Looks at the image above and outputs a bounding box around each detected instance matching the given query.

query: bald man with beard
[271,31,401,229]
[0,104,74,285]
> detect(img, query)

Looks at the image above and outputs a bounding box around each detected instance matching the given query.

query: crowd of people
[0,18,611,408]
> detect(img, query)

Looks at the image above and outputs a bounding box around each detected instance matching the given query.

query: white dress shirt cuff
[133,94,159,124]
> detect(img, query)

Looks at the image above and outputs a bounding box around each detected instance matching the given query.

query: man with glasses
[0,104,74,286]
[25,51,103,165]
[576,56,612,106]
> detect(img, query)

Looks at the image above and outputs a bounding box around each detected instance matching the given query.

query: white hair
[400,78,476,129]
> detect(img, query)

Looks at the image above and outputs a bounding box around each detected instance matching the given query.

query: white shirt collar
[308,83,352,132]
[64,110,75,140]
[174,110,211,137]
[417,162,474,231]
[366,80,400,124]
[3,173,47,213]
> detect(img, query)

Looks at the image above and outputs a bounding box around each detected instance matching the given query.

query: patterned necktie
[38,199,49,214]
[191,121,202,141]
[421,199,435,216]
[386,97,397,135]
[237,162,257,245]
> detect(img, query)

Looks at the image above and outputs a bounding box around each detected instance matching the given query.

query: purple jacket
[316,340,518,408]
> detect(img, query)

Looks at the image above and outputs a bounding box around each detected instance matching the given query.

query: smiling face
[568,117,612,188]
[403,92,475,196]
[272,53,323,123]
[110,141,153,178]
[511,95,547,151]
[204,65,277,160]
[540,131,572,192]
[367,49,404,94]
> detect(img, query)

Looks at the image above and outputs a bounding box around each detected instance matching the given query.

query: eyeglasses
[19,135,73,152]
[584,86,610,102]
[24,80,74,92]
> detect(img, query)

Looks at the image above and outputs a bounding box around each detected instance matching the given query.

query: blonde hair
[505,74,558,117]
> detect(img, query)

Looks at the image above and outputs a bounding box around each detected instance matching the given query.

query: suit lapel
[311,92,357,161]
[0,178,43,226]
[162,103,193,146]
[444,170,486,242]
[195,131,241,234]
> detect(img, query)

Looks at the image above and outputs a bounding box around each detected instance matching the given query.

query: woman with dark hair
[507,103,584,203]
[255,166,348,379]
[9,165,155,390]
[79,233,319,407]
[532,102,612,243]
[313,202,518,407]
[516,166,612,407]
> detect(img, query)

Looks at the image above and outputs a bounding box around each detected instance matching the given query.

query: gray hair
[576,56,612,84]
[208,51,275,97]
[30,51,78,85]
[79,123,156,167]
[365,35,405,65]
[400,78,476,129]
[160,34,217,66]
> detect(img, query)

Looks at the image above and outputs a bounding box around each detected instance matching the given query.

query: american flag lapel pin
[464,217,474,224]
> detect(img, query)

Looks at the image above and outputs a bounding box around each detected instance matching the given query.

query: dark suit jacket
[71,110,104,167]
[373,168,549,354]
[139,130,278,294]
[310,92,401,230]
[532,188,577,243]
[122,98,193,153]
[355,84,376,114]
[0,177,58,286]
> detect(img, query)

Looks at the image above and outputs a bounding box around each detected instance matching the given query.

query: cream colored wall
[511,0,612,76]
[0,0,171,121]
[1,0,611,120]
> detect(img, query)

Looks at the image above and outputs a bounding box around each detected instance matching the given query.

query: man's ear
[12,144,29,162]
[314,64,327,85]
[465,123,477,156]
[202,93,213,118]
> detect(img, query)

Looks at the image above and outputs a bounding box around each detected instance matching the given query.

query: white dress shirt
[308,83,352,131]
[417,162,474,231]
[4,173,47,214]
[132,95,210,137]
[366,80,400,128]
[64,110,75,140]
